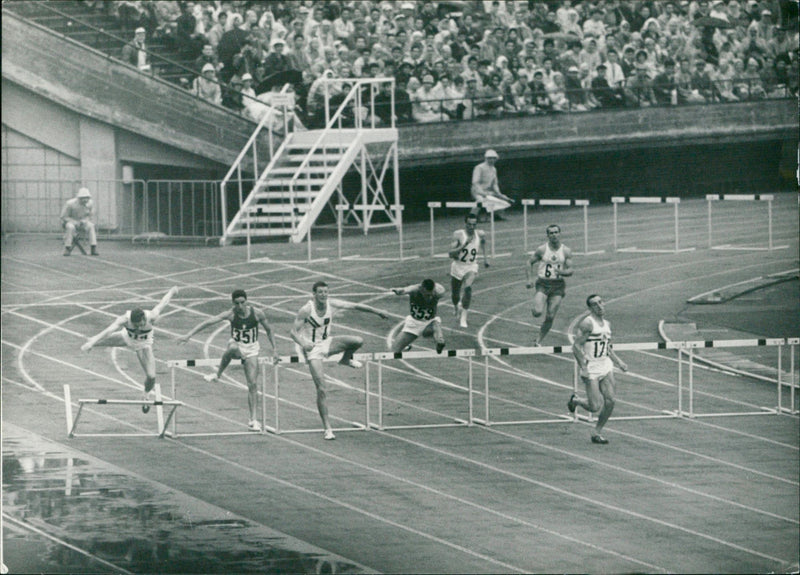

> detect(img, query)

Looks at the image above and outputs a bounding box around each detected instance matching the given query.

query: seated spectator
[437,74,462,119]
[676,57,707,103]
[193,63,222,105]
[547,71,570,111]
[713,58,740,101]
[60,188,98,256]
[121,26,151,72]
[591,62,625,107]
[477,73,505,117]
[194,43,220,76]
[461,77,481,119]
[176,1,205,60]
[652,58,678,105]
[690,59,716,101]
[222,75,245,113]
[625,64,657,106]
[527,70,553,113]
[412,74,447,123]
[564,66,587,110]
[264,38,292,75]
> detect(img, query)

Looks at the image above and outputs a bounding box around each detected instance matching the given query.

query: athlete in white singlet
[449,211,489,328]
[81,287,178,413]
[178,289,278,432]
[525,224,573,345]
[290,281,389,440]
[568,294,628,444]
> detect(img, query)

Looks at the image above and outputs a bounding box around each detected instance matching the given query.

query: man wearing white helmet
[60,187,99,256]
[471,149,513,221]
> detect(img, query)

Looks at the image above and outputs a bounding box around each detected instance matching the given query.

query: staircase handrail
[219,84,292,234]
[288,78,393,211]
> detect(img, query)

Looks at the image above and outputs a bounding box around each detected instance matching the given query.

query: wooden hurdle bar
[521,198,603,255]
[427,201,509,258]
[63,384,182,439]
[612,196,695,254]
[706,194,788,251]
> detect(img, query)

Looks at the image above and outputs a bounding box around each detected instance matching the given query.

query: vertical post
[673,200,679,253]
[261,360,267,434]
[396,205,404,261]
[378,359,384,430]
[583,203,589,256]
[523,202,528,253]
[483,356,490,426]
[613,201,618,252]
[707,197,713,249]
[274,362,280,434]
[171,365,177,438]
[489,207,496,258]
[429,203,436,257]
[246,207,251,263]
[768,198,773,251]
[688,349,694,418]
[154,384,165,434]
[677,348,683,416]
[307,225,312,262]
[337,203,343,260]
[468,356,474,425]
[365,361,371,430]
[791,342,797,413]
[63,384,73,437]
[573,360,579,421]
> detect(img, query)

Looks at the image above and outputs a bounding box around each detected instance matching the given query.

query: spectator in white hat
[121,27,151,72]
[193,63,222,104]
[60,188,98,256]
[471,149,513,221]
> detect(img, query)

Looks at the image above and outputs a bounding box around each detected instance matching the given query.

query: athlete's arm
[558,246,574,278]
[177,310,231,343]
[448,231,463,259]
[148,286,179,322]
[433,283,446,297]
[331,298,389,319]
[255,308,280,362]
[526,247,544,288]
[391,284,417,296]
[572,318,592,371]
[290,305,314,351]
[608,340,628,372]
[81,315,126,351]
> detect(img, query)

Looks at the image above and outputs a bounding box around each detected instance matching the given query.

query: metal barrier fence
[1,179,224,241]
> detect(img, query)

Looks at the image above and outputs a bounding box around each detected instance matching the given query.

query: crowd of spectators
[101,0,798,125]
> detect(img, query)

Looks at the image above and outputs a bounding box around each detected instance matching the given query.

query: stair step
[227,228,292,237]
[255,190,319,199]
[262,179,325,188]
[246,205,310,214]
[269,166,336,176]
[242,215,299,224]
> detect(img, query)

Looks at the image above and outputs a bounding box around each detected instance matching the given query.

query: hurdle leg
[613,201,618,252]
[467,356,474,425]
[307,225,312,262]
[688,349,695,418]
[68,403,85,439]
[378,359,384,430]
[337,203,343,260]
[261,359,267,434]
[673,201,680,253]
[154,384,165,433]
[160,405,180,439]
[768,199,773,251]
[64,385,74,436]
[582,204,589,255]
[274,362,281,434]
[483,356,490,426]
[170,365,177,438]
[677,348,684,416]
[429,204,435,257]
[489,209,496,258]
[707,198,713,249]
[365,361,371,430]
[396,204,404,261]
[523,203,528,252]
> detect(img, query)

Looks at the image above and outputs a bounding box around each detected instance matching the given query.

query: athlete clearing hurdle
[390,279,446,354]
[569,294,628,444]
[81,286,179,412]
[526,224,573,345]
[291,281,389,440]
[177,289,279,432]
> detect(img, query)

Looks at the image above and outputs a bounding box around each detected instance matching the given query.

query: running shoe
[436,341,446,354]
[323,429,336,440]
[248,420,261,432]
[591,434,609,444]
[204,373,218,383]
[567,393,577,413]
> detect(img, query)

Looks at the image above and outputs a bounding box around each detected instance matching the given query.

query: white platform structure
[218,79,403,262]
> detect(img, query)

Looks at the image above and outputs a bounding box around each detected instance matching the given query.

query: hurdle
[339,204,415,262]
[675,338,799,418]
[269,352,370,436]
[521,199,603,255]
[63,384,182,439]
[612,196,695,253]
[427,201,508,258]
[706,194,788,251]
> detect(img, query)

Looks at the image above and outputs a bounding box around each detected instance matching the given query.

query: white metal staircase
[220,78,399,246]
